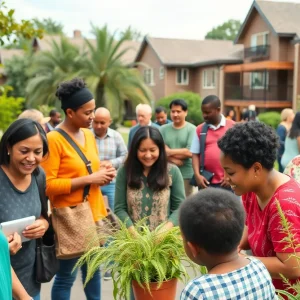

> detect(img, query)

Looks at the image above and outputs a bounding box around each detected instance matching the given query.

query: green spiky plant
[275,200,300,299]
[74,219,202,300]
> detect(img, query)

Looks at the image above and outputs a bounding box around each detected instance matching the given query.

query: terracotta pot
[132,278,177,300]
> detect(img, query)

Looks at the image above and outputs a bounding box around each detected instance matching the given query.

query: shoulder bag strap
[55,128,92,201]
[200,123,209,173]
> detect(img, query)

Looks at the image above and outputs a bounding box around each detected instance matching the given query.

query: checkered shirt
[181,258,278,300]
[94,127,127,175]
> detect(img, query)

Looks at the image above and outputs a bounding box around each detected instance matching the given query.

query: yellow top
[41,128,107,221]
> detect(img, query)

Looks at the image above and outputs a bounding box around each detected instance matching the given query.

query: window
[250,71,269,89]
[203,69,216,89]
[143,68,154,85]
[176,68,189,85]
[159,67,165,80]
[251,32,269,47]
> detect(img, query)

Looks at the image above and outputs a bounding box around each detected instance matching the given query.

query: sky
[8,0,300,40]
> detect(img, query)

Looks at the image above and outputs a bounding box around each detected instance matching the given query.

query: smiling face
[8,133,44,176]
[220,152,258,195]
[67,99,96,129]
[137,138,159,171]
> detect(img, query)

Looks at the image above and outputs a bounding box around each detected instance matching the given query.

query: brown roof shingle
[34,34,141,65]
[257,0,300,38]
[136,37,243,66]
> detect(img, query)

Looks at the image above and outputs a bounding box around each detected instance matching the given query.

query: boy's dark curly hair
[56,78,86,102]
[218,121,279,170]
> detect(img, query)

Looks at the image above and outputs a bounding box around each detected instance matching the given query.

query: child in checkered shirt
[179,188,277,300]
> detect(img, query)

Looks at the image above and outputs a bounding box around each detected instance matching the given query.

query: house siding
[137,45,165,101]
[165,67,195,96]
[279,37,295,62]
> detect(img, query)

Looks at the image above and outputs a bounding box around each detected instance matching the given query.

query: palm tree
[76,25,152,122]
[26,37,81,107]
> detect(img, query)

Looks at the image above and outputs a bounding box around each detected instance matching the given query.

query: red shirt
[196,119,234,184]
[242,179,300,292]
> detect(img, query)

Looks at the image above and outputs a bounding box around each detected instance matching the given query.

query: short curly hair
[218,121,279,170]
[56,78,86,102]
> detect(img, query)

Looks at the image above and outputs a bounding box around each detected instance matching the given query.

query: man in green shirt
[160,99,196,197]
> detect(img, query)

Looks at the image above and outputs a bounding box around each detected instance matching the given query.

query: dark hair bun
[56,78,86,102]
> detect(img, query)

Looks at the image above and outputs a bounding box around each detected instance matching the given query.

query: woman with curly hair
[218,121,300,295]
[41,78,116,300]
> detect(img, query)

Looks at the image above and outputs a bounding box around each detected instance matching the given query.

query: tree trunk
[95,84,106,108]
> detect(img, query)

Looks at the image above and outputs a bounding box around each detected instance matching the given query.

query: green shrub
[258,111,281,129]
[0,86,24,131]
[123,120,133,128]
[156,92,202,125]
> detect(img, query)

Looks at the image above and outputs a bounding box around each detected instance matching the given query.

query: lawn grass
[121,132,129,145]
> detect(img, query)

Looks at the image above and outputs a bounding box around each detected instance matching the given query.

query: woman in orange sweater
[41,78,116,300]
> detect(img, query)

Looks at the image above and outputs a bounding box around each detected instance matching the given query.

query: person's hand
[220,178,231,188]
[7,232,22,255]
[195,174,209,189]
[90,167,117,186]
[22,218,49,240]
[169,158,183,166]
[100,160,113,168]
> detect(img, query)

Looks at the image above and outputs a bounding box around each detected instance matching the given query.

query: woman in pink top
[218,121,300,296]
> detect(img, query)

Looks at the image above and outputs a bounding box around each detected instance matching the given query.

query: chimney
[73,30,82,39]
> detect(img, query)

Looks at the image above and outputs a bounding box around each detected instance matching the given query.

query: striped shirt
[94,128,127,172]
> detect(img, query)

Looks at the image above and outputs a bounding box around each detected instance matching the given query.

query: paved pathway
[41,267,198,299]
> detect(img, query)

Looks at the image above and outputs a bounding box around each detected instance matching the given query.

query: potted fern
[75,219,199,300]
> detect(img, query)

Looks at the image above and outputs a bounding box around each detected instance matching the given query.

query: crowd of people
[0,77,300,300]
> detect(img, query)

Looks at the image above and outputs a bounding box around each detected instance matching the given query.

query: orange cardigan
[41,128,107,221]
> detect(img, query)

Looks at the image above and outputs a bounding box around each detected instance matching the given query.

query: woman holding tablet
[0,118,50,300]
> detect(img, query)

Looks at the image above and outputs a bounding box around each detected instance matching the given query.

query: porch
[223,60,294,119]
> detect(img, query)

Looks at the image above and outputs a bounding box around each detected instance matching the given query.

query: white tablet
[0,216,36,243]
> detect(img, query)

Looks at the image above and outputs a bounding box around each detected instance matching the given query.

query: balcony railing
[225,85,293,101]
[244,45,270,60]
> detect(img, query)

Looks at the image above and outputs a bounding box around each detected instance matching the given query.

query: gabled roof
[135,36,243,67]
[33,34,141,65]
[235,0,300,44]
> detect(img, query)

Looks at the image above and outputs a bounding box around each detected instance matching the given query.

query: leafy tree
[0,86,24,131]
[156,92,202,125]
[120,26,143,41]
[0,1,43,45]
[4,54,31,97]
[76,25,152,122]
[205,19,241,41]
[32,18,64,35]
[26,37,81,107]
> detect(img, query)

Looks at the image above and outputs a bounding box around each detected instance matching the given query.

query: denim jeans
[51,258,101,300]
[33,293,40,300]
[101,182,115,212]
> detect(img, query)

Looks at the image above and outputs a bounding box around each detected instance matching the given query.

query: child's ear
[187,241,201,258]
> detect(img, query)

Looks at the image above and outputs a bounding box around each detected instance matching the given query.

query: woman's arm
[114,167,133,228]
[167,166,185,226]
[256,252,300,279]
[42,136,116,196]
[238,226,250,251]
[12,267,32,300]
